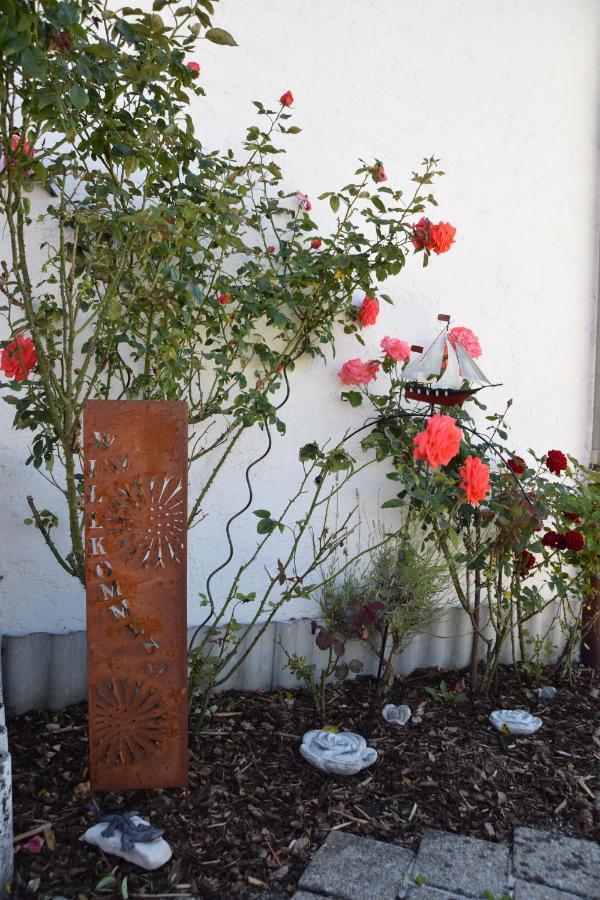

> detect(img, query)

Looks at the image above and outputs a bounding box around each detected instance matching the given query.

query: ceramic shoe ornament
[489,709,542,736]
[382,704,412,727]
[300,729,377,775]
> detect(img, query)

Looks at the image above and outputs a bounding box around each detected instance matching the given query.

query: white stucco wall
[1,0,599,635]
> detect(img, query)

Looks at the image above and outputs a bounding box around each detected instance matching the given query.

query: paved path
[293,827,600,899]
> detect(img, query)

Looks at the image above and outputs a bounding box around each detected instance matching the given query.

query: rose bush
[336,321,596,688]
[0,0,460,718]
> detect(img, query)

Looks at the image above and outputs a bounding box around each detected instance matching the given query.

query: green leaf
[205,27,237,46]
[334,663,349,680]
[121,876,129,900]
[21,48,47,78]
[115,19,136,44]
[381,497,402,509]
[299,441,320,462]
[253,509,270,518]
[329,195,340,215]
[95,875,117,890]
[257,517,275,535]
[448,526,459,550]
[69,84,89,110]
[342,390,362,408]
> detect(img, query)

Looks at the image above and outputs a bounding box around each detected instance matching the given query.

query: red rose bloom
[310,239,322,249]
[358,296,379,327]
[546,449,568,475]
[563,511,581,523]
[411,218,456,254]
[541,531,560,548]
[186,61,200,74]
[458,456,490,507]
[507,455,527,476]
[517,550,536,578]
[0,334,37,381]
[412,217,432,251]
[279,90,294,107]
[564,530,585,552]
[266,245,275,254]
[218,293,230,305]
[556,533,568,550]
[429,222,456,254]
[413,413,463,469]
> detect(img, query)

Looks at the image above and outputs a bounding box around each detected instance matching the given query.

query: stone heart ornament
[300,729,377,775]
[382,704,412,727]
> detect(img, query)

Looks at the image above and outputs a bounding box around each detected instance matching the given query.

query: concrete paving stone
[513,878,582,900]
[298,830,414,900]
[413,830,510,899]
[513,828,600,899]
[292,893,324,899]
[404,886,468,899]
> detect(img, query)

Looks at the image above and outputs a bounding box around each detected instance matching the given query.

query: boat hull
[404,384,479,406]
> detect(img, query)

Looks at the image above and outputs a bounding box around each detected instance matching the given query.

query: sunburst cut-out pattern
[105,474,185,568]
[93,678,166,767]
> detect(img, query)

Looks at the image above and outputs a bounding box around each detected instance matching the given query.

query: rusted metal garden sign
[84,400,188,790]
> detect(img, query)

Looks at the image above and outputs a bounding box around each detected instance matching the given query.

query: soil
[9,666,600,899]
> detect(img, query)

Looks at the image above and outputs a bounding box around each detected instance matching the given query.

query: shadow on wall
[1,602,566,715]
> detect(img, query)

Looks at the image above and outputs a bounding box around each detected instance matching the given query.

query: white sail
[454,342,492,386]
[436,341,463,389]
[401,348,425,381]
[417,331,447,378]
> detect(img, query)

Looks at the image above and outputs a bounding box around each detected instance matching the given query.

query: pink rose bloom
[448,326,482,359]
[186,61,200,73]
[413,413,463,468]
[25,835,44,854]
[372,163,387,183]
[339,358,379,385]
[381,336,411,363]
[2,133,35,171]
[296,192,312,212]
[458,456,490,506]
[358,296,379,327]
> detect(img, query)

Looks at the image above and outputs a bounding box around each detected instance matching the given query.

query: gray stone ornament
[83,813,172,870]
[300,729,377,775]
[536,686,557,702]
[382,704,412,727]
[489,709,542,736]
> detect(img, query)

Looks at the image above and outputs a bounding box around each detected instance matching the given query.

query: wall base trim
[2,603,565,715]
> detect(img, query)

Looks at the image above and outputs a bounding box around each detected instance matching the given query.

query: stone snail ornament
[382,704,412,727]
[489,709,542,736]
[300,729,378,775]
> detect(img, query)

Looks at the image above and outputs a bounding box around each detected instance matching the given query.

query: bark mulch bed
[10,666,600,898]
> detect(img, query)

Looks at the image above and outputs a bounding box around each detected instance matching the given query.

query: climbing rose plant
[0,0,452,604]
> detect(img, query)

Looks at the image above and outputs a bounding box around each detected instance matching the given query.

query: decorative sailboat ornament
[402,315,499,407]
